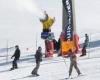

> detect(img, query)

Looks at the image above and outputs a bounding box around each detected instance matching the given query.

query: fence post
[88,33,91,59]
[6,40,8,63]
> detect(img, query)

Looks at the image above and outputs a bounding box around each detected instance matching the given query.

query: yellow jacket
[41,17,55,29]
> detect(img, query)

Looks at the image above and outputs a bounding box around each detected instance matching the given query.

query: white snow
[0,47,100,80]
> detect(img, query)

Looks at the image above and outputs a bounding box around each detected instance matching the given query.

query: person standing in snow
[10,45,20,70]
[80,34,89,56]
[68,49,81,77]
[31,46,42,76]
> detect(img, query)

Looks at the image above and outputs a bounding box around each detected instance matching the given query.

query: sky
[75,0,100,35]
[0,0,62,52]
[0,0,100,52]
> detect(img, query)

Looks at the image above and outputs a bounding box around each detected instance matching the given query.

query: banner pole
[72,0,76,34]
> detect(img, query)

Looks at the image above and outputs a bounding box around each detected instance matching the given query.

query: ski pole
[62,56,67,65]
[62,56,69,76]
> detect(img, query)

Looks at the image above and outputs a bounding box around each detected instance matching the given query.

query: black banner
[62,0,73,41]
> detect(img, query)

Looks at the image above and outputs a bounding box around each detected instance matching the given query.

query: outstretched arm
[40,11,48,22]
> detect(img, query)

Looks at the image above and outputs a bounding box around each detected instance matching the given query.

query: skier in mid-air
[40,11,55,33]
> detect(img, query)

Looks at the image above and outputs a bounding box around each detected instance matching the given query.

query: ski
[9,68,18,71]
[30,74,40,77]
[60,74,85,80]
[70,74,85,79]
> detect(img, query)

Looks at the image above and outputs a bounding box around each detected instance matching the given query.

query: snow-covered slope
[0,47,100,80]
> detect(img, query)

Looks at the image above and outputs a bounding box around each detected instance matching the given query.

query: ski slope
[0,47,100,80]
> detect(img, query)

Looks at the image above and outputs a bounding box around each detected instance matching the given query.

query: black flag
[62,0,73,41]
